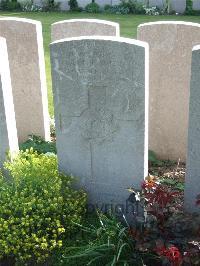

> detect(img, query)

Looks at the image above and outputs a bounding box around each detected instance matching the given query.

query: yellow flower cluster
[0,149,87,264]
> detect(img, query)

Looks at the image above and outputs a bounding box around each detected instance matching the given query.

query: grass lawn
[0,11,200,116]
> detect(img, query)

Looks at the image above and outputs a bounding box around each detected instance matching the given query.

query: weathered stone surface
[185,45,200,213]
[0,17,50,142]
[50,36,149,211]
[0,38,18,168]
[51,19,120,42]
[137,21,200,161]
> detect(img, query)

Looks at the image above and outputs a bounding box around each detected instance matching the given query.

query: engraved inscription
[59,81,142,143]
[109,79,144,121]
[80,107,118,142]
[80,85,119,143]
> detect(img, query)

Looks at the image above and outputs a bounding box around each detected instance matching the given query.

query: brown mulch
[149,160,186,182]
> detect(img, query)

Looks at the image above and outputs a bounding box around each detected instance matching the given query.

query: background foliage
[19,135,57,154]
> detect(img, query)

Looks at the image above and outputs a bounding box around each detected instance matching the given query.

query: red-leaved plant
[141,177,181,227]
[155,245,182,266]
[127,176,200,266]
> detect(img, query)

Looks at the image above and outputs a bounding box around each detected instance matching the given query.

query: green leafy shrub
[68,0,82,11]
[20,0,59,11]
[42,0,60,11]
[19,135,57,154]
[68,0,78,10]
[104,0,145,14]
[120,0,145,14]
[0,0,21,11]
[148,150,176,167]
[148,150,163,166]
[185,0,193,14]
[144,5,160,15]
[104,4,111,11]
[21,0,43,12]
[0,149,86,264]
[104,4,130,14]
[185,0,200,15]
[85,0,100,13]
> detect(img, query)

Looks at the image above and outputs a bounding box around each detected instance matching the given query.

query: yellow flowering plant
[0,149,86,265]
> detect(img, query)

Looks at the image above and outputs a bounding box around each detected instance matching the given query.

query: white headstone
[138,21,200,161]
[50,36,149,212]
[51,19,120,42]
[185,45,200,213]
[0,37,18,168]
[0,17,50,142]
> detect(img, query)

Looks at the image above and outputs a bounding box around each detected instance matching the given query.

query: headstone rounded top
[0,16,49,142]
[138,21,200,29]
[51,19,120,41]
[192,44,200,51]
[52,18,119,28]
[50,36,149,49]
[0,17,41,26]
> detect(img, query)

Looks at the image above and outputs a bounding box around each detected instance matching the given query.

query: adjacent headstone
[137,21,200,161]
[50,36,149,212]
[0,17,50,142]
[0,38,18,168]
[185,45,200,213]
[51,19,120,42]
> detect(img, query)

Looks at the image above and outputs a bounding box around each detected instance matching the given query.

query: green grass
[0,11,200,116]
